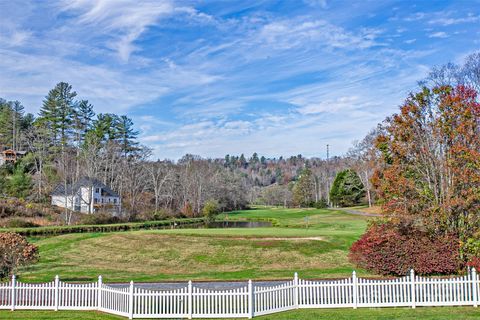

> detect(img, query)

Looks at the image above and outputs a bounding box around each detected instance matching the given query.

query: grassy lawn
[0,310,123,319]
[1,307,479,319]
[18,207,371,283]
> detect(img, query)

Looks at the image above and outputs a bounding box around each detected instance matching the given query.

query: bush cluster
[467,257,480,271]
[202,200,220,223]
[349,222,461,276]
[79,212,126,225]
[3,217,206,237]
[5,218,39,228]
[0,198,63,220]
[312,199,328,209]
[0,232,38,279]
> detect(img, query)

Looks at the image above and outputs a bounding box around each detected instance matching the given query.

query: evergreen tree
[329,169,365,207]
[74,100,95,144]
[39,82,77,147]
[224,154,230,167]
[0,99,13,148]
[93,113,121,142]
[7,167,32,198]
[10,101,25,150]
[292,167,314,207]
[0,100,27,150]
[116,115,139,157]
[238,154,246,168]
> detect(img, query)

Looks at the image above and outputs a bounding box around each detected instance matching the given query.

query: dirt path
[329,207,381,217]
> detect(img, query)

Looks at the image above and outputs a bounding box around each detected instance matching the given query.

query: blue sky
[1,0,479,160]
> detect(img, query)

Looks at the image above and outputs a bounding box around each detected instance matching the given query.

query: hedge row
[0,218,207,237]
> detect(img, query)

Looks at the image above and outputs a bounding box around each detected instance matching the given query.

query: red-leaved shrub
[349,223,461,276]
[467,257,480,271]
[0,232,39,279]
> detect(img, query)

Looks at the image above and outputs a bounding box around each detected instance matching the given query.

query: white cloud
[429,15,479,26]
[257,19,383,50]
[404,12,425,22]
[429,31,448,38]
[58,0,215,61]
[0,48,172,112]
[1,1,477,161]
[303,0,328,9]
[296,96,359,115]
[2,30,32,47]
[58,0,175,61]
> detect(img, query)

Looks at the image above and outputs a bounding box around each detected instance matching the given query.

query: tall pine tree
[116,115,139,157]
[39,82,77,148]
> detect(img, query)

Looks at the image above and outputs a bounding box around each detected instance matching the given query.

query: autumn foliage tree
[373,85,480,239]
[0,232,38,279]
[352,84,480,274]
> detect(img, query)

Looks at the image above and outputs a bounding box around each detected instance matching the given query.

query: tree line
[0,81,372,225]
[0,83,249,223]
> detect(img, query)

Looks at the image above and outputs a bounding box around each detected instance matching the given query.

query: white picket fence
[0,269,479,319]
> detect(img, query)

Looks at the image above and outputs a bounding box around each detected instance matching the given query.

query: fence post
[352,271,358,309]
[10,275,16,311]
[473,268,478,308]
[54,275,59,311]
[188,281,193,319]
[294,273,299,309]
[128,281,134,320]
[97,275,103,310]
[410,269,416,309]
[248,280,254,319]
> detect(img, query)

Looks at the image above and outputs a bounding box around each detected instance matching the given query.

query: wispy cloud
[429,31,449,38]
[0,0,478,159]
[257,19,383,50]
[59,0,173,61]
[428,14,479,26]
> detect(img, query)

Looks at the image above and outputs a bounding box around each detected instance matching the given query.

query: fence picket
[2,270,480,318]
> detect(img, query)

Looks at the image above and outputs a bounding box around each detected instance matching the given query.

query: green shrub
[5,218,39,228]
[313,199,328,209]
[80,212,125,225]
[2,217,206,237]
[6,168,32,199]
[202,200,220,223]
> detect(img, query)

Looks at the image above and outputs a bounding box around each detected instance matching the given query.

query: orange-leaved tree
[0,232,38,279]
[373,85,480,243]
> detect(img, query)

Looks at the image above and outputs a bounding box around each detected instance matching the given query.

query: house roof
[51,177,120,198]
[2,149,27,155]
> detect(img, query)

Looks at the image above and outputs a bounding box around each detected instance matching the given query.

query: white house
[51,177,121,214]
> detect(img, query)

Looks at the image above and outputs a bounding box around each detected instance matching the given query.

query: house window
[94,198,98,204]
[95,188,100,194]
[114,199,117,204]
[101,198,104,203]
